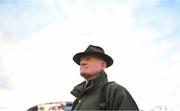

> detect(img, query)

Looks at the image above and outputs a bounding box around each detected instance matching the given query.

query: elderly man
[71,45,139,110]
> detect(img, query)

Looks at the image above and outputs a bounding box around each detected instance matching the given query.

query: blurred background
[0,0,180,111]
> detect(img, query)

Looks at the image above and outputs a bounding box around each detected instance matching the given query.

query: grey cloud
[1,1,64,42]
[133,0,180,65]
[0,76,11,90]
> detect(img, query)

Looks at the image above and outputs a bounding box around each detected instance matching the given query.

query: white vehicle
[27,102,72,111]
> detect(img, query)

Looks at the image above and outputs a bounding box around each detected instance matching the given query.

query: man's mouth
[81,67,88,70]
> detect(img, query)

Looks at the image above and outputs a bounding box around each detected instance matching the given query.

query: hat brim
[73,52,113,67]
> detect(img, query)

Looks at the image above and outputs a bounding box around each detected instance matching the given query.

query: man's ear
[102,61,107,69]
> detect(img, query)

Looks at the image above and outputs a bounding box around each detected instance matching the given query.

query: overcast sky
[0,0,180,111]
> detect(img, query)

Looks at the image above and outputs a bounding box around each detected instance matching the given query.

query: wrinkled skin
[80,55,107,80]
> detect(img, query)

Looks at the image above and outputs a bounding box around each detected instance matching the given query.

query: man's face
[80,55,107,80]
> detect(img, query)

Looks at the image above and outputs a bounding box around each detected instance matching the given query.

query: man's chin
[80,73,93,80]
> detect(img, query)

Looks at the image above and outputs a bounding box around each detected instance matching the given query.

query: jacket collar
[71,71,108,97]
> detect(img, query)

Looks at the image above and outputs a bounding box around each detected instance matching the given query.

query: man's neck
[85,70,104,82]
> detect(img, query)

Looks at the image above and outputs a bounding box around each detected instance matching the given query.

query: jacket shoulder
[106,82,127,94]
[105,82,139,110]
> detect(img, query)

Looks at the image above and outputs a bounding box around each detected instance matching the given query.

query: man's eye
[81,57,91,61]
[85,57,91,60]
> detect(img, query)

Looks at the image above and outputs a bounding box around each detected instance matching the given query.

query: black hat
[73,45,113,67]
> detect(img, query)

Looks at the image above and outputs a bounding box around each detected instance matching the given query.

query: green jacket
[71,71,139,110]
